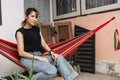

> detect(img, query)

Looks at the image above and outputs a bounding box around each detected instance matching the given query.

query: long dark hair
[21,8,39,27]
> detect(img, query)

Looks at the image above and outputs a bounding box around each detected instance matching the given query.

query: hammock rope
[0,17,115,69]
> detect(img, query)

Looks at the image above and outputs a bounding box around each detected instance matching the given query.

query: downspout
[49,0,56,43]
[50,0,53,23]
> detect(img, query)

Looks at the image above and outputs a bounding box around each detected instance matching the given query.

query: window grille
[53,0,120,19]
[86,0,117,9]
[81,0,120,15]
[53,0,80,20]
[56,0,76,16]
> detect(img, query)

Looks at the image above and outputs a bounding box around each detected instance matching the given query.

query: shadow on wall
[96,60,120,77]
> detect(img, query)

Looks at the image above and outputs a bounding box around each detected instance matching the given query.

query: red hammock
[0,17,115,69]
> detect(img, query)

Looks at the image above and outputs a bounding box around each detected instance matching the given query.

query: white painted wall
[0,0,24,77]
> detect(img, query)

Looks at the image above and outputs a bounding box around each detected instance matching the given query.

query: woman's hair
[21,8,39,27]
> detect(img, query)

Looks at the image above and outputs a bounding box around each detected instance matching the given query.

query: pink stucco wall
[55,10,120,63]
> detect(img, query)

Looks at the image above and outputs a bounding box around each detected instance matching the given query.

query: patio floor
[53,72,120,80]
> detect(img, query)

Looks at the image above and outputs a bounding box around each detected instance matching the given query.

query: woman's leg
[42,54,78,80]
[20,58,57,80]
[55,55,78,80]
[31,72,54,80]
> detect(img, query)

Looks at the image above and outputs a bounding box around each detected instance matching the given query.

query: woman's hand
[50,51,58,61]
[37,57,49,63]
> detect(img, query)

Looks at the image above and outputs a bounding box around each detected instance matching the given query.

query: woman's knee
[45,65,57,75]
[34,62,57,75]
[57,55,65,61]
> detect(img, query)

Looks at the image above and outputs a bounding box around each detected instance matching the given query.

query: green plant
[10,56,35,80]
[10,72,28,80]
[0,77,7,80]
[28,56,34,80]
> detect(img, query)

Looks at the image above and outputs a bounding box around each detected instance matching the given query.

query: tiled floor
[53,72,120,80]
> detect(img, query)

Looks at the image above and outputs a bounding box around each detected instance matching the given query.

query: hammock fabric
[114,29,120,51]
[0,17,115,70]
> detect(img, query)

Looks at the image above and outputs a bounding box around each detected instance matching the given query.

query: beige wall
[55,10,120,63]
[0,0,24,42]
[0,0,24,77]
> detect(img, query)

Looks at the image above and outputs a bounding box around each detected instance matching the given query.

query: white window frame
[81,0,120,15]
[53,0,80,20]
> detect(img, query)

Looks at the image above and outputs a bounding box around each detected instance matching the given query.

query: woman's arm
[40,32,58,60]
[16,31,49,63]
[40,32,51,52]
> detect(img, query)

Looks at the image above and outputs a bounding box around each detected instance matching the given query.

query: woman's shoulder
[16,27,24,32]
[15,27,24,38]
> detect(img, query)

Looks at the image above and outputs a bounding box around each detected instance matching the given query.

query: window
[86,0,117,9]
[53,0,80,20]
[56,0,77,16]
[81,0,120,15]
[53,0,120,19]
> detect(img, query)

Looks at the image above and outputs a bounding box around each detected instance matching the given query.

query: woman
[15,8,78,80]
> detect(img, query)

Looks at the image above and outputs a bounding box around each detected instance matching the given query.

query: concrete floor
[53,72,120,80]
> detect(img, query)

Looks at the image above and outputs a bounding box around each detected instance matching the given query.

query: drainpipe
[50,0,56,43]
[50,0,53,23]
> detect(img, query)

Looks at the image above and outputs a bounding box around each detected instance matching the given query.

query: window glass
[86,0,117,9]
[56,0,76,16]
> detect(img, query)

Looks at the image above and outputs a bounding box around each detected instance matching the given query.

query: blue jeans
[20,51,78,80]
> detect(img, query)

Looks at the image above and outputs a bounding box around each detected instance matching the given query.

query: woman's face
[26,11,38,26]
